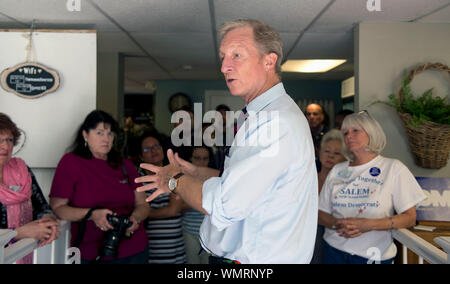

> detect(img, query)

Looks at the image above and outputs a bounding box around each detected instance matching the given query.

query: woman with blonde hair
[318,111,426,264]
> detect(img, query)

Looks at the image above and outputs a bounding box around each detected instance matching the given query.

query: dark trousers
[81,247,149,264]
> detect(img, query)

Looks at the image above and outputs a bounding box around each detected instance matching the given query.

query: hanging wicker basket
[396,63,450,169]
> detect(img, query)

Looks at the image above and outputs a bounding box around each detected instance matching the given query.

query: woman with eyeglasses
[0,113,60,264]
[318,111,426,264]
[138,131,186,264]
[50,110,149,264]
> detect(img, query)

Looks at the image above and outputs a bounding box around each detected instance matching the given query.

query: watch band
[173,172,184,179]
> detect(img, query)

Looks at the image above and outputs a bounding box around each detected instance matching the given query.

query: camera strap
[120,162,130,184]
[73,163,130,263]
[73,206,104,248]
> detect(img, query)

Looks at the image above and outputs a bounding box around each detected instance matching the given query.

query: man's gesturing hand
[135,149,181,203]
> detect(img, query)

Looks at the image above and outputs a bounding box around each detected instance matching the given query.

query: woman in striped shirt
[139,132,186,264]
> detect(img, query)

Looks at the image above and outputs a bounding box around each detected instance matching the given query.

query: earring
[84,141,87,147]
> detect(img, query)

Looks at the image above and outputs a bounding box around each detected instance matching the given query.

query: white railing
[392,228,449,264]
[2,224,448,264]
[0,220,71,264]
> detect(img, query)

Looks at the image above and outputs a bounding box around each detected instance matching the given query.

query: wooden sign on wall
[0,62,60,99]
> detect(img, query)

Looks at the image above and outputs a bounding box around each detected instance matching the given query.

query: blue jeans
[323,242,393,264]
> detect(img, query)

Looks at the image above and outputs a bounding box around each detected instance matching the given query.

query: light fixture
[281,59,346,73]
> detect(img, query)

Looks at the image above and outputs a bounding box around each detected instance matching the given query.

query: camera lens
[102,214,132,258]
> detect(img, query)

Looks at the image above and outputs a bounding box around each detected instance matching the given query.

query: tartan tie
[219,107,248,177]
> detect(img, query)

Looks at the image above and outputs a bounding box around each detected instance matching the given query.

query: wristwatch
[168,172,184,194]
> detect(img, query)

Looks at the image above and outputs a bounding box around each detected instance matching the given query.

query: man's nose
[221,57,232,74]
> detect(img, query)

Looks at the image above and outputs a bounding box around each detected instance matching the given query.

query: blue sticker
[369,167,381,177]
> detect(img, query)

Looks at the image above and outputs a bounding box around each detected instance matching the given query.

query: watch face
[168,178,177,191]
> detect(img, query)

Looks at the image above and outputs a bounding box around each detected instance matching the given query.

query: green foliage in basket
[380,75,450,127]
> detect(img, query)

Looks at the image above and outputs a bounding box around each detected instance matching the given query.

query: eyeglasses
[0,137,14,145]
[142,144,162,153]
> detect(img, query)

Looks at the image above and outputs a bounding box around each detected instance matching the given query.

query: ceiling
[1,0,449,92]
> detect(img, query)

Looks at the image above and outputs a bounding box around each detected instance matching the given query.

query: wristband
[73,207,103,248]
[85,207,102,221]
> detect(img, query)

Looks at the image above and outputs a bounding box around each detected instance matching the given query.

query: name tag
[9,185,22,192]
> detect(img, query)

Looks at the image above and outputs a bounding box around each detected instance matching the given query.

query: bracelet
[85,207,102,221]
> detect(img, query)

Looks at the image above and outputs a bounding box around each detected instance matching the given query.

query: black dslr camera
[102,214,133,258]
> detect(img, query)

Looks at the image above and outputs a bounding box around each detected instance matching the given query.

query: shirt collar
[246,82,285,114]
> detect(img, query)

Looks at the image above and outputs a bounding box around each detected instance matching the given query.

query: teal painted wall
[154,79,343,135]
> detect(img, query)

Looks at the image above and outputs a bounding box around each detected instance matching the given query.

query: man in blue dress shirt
[136,19,318,264]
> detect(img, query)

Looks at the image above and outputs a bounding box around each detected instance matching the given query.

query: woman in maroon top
[50,110,149,264]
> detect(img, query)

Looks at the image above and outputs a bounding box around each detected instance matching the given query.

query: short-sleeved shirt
[319,155,426,260]
[50,153,148,261]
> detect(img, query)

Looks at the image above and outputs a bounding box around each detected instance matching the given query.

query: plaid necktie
[219,107,248,177]
[236,107,248,130]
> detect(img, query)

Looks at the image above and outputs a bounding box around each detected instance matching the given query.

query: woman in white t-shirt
[318,111,426,264]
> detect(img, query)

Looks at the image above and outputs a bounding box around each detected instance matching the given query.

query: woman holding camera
[50,110,150,264]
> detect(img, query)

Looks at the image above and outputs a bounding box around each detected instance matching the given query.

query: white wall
[0,29,97,196]
[355,23,450,177]
[97,52,124,124]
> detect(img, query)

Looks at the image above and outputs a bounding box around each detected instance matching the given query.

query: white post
[418,256,424,264]
[402,245,408,264]
[0,229,17,264]
[53,220,70,264]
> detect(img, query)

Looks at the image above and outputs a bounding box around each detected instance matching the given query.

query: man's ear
[264,52,278,71]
